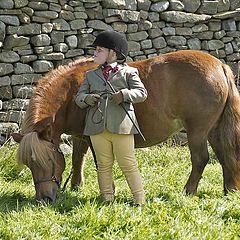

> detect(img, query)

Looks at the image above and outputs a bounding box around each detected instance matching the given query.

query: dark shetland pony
[12,50,240,202]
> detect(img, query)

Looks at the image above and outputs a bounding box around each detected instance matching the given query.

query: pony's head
[12,117,65,202]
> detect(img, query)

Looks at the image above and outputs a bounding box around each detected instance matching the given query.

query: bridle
[33,147,62,188]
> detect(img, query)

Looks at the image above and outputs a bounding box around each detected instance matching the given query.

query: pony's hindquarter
[208,63,240,192]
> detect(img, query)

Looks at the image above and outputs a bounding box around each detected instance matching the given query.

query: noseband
[33,147,62,188]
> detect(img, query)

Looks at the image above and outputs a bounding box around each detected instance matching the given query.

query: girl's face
[93,46,109,64]
[93,46,117,64]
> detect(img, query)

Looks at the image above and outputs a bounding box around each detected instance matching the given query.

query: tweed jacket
[75,63,148,136]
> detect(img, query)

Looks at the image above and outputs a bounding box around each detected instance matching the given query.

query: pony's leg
[184,133,209,194]
[71,136,89,190]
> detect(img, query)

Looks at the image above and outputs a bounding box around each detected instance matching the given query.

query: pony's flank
[17,132,56,169]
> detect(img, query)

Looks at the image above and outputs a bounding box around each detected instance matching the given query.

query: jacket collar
[94,63,125,81]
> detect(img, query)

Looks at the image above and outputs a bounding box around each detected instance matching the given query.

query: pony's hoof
[182,188,197,196]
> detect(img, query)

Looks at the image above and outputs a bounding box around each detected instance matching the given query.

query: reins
[61,168,73,192]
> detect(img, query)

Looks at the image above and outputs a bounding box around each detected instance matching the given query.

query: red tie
[103,65,112,80]
[102,65,119,80]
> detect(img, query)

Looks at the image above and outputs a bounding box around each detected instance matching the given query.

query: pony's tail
[216,64,240,189]
[219,64,240,154]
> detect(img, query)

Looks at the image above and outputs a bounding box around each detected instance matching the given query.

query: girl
[75,30,147,205]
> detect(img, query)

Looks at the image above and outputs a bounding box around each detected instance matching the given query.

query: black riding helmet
[92,30,128,60]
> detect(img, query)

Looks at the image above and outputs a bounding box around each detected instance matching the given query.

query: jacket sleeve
[75,76,90,109]
[121,68,148,104]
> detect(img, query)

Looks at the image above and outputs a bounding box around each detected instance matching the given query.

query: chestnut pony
[12,50,240,202]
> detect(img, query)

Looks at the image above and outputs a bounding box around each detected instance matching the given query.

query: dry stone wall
[0,0,240,144]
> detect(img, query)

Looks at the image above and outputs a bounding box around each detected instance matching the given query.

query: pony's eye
[52,147,56,152]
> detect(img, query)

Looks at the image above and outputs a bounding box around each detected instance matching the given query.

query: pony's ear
[34,117,53,141]
[11,133,23,143]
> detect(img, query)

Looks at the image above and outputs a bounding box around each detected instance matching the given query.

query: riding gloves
[111,91,123,105]
[84,94,101,106]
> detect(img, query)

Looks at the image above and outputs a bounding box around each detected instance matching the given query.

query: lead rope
[61,169,73,193]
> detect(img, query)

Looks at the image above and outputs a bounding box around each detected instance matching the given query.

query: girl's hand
[111,91,123,105]
[84,94,101,106]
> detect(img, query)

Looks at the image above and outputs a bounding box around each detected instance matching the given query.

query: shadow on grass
[0,191,35,213]
[0,190,83,214]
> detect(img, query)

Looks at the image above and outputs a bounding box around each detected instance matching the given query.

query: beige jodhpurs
[90,129,145,204]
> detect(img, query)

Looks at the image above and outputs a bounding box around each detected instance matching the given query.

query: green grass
[1,142,240,239]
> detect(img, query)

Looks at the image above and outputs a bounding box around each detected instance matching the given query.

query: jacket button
[103,96,107,99]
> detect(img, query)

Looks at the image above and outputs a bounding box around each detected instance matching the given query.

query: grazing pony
[12,50,240,202]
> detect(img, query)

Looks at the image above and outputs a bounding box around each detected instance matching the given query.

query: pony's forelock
[17,132,56,169]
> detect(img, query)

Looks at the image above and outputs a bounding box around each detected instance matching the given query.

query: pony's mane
[21,57,96,133]
[17,132,56,169]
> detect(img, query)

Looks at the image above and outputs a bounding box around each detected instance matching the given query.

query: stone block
[222,19,237,31]
[11,74,42,85]
[35,11,58,19]
[197,0,218,14]
[160,11,211,23]
[208,20,221,31]
[0,86,12,100]
[137,0,151,11]
[3,34,30,49]
[50,31,65,44]
[0,76,11,86]
[65,49,84,58]
[54,43,69,53]
[148,28,163,38]
[148,12,159,22]
[0,15,19,26]
[2,99,29,110]
[166,36,187,46]
[128,41,141,51]
[17,23,41,35]
[38,53,65,61]
[150,1,169,12]
[34,46,53,54]
[208,40,225,50]
[140,39,152,49]
[214,30,226,40]
[187,38,201,50]
[163,27,176,36]
[28,1,48,10]
[152,37,167,49]
[181,0,201,13]
[12,85,35,98]
[32,60,54,73]
[169,0,184,11]
[52,19,71,31]
[20,55,38,63]
[127,31,148,41]
[14,63,33,74]
[0,0,14,9]
[192,24,208,32]
[0,51,20,63]
[111,22,128,32]
[0,63,14,76]
[217,0,230,12]
[15,0,28,8]
[87,20,110,30]
[175,27,192,35]
[30,34,51,47]
[225,42,233,55]
[195,31,213,40]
